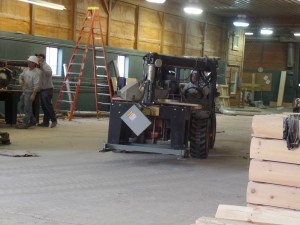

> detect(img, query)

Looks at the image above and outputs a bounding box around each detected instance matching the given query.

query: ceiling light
[18,0,66,10]
[245,32,253,36]
[233,21,249,27]
[233,14,249,27]
[260,28,273,35]
[146,0,166,3]
[183,6,203,15]
[294,33,300,36]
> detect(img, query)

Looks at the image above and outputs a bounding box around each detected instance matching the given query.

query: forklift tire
[189,117,209,159]
[209,113,216,149]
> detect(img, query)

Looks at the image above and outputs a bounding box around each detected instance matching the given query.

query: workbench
[0,90,39,125]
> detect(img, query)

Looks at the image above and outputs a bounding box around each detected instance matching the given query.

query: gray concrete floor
[0,112,277,225]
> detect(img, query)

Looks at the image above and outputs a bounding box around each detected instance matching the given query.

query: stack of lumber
[194,114,300,225]
[249,114,300,210]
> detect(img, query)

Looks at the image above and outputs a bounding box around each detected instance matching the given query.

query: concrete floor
[0,113,268,225]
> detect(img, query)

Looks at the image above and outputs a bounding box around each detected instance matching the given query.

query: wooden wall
[0,0,233,111]
[0,1,31,34]
[2,1,299,107]
[0,0,227,58]
[244,42,288,71]
[243,41,295,105]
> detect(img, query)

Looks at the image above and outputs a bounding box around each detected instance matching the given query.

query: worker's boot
[38,122,49,127]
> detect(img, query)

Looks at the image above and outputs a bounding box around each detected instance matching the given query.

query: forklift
[103,52,219,158]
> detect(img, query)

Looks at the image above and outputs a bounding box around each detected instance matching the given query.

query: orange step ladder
[55,6,113,121]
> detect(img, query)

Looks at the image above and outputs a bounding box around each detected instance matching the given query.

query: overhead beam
[106,0,113,46]
[159,12,164,53]
[72,0,77,41]
[134,5,140,50]
[30,4,35,35]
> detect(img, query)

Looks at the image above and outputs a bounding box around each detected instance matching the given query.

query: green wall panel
[0,31,149,114]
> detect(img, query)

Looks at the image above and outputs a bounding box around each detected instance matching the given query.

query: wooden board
[251,114,300,139]
[215,204,300,225]
[277,71,287,107]
[195,216,257,225]
[249,159,300,188]
[250,137,300,164]
[247,181,300,210]
[251,114,284,139]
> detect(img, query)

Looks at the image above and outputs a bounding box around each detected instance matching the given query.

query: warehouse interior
[0,0,300,224]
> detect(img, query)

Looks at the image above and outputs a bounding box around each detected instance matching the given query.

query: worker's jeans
[40,88,56,124]
[19,92,36,126]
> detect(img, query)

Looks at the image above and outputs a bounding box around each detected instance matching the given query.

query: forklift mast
[141,52,219,105]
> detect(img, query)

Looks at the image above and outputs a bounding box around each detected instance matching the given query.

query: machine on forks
[103,52,219,158]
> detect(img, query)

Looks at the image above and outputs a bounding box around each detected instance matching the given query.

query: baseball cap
[27,56,39,65]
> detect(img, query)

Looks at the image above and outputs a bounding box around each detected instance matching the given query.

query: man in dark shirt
[36,54,57,128]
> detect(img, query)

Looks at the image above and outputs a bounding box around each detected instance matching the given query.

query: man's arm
[39,62,52,77]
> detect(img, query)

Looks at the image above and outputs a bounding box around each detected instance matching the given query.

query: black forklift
[103,52,219,158]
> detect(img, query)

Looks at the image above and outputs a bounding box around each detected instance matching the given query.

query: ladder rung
[95,47,103,50]
[97,75,107,78]
[98,102,111,105]
[62,91,76,93]
[70,63,83,65]
[58,100,73,103]
[97,93,110,96]
[95,56,104,59]
[63,81,79,84]
[96,66,106,68]
[97,84,109,87]
[94,37,102,40]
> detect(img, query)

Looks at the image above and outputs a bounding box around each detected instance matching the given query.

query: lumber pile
[194,114,300,225]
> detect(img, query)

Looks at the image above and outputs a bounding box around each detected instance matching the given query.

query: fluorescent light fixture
[245,32,253,35]
[260,28,273,35]
[146,0,166,3]
[233,14,249,27]
[18,0,66,10]
[233,21,249,27]
[294,33,300,36]
[184,6,203,15]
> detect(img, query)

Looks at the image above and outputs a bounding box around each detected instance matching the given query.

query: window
[232,32,239,51]
[117,55,127,78]
[46,47,62,76]
[230,68,239,94]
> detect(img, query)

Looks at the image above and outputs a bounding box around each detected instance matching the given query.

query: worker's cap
[27,56,39,65]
